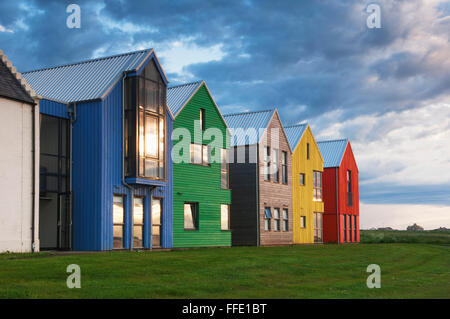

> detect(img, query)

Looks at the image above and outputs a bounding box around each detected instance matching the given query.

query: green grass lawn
[0,244,448,299]
[360,230,450,244]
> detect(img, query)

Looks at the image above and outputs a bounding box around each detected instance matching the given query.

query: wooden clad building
[317,139,360,243]
[224,109,293,246]
[167,81,232,247]
[284,124,324,244]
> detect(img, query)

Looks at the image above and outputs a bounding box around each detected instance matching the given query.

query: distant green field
[360,230,450,244]
[0,244,449,299]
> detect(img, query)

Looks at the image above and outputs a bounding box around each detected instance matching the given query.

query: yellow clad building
[284,124,324,244]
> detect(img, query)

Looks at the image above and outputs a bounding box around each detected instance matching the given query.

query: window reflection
[125,59,166,180]
[133,197,144,248]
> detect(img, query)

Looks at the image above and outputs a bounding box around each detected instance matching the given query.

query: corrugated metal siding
[172,84,231,247]
[72,78,173,250]
[317,139,348,168]
[39,99,69,119]
[223,110,274,146]
[72,99,102,251]
[167,81,203,116]
[284,124,307,150]
[22,49,152,103]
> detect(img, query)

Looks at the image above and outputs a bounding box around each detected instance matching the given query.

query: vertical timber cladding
[291,127,324,244]
[258,112,293,245]
[172,84,231,247]
[338,143,359,243]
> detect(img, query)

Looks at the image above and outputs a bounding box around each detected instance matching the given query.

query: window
[299,173,305,186]
[221,204,230,230]
[124,61,166,180]
[307,143,310,160]
[282,209,289,231]
[190,143,209,165]
[274,208,280,231]
[184,203,198,230]
[113,195,124,249]
[353,215,357,241]
[313,171,322,201]
[200,108,205,131]
[282,151,288,184]
[138,87,165,178]
[221,149,229,189]
[347,170,353,206]
[314,212,323,243]
[300,216,306,228]
[347,170,352,192]
[343,214,347,242]
[273,148,279,182]
[264,147,270,181]
[152,198,162,248]
[264,207,272,231]
[133,197,144,248]
[348,215,352,242]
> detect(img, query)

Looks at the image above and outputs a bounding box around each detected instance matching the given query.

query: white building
[0,50,39,253]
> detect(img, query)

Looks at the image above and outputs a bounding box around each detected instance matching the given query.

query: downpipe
[121,72,134,251]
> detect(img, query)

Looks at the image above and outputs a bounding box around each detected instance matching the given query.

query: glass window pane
[159,83,165,114]
[139,111,144,157]
[221,204,229,230]
[134,225,143,248]
[274,208,280,219]
[40,115,59,155]
[159,160,164,179]
[113,196,124,224]
[264,207,272,218]
[145,80,157,112]
[113,225,123,249]
[184,204,195,229]
[139,79,145,109]
[145,159,158,177]
[152,198,161,225]
[159,118,164,157]
[139,157,144,176]
[190,144,202,164]
[145,115,158,157]
[134,197,144,224]
[202,145,209,164]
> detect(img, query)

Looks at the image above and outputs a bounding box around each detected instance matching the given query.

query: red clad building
[317,139,359,243]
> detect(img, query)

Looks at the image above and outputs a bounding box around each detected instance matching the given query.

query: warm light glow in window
[145,116,158,157]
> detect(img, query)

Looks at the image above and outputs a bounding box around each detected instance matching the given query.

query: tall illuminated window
[125,60,166,179]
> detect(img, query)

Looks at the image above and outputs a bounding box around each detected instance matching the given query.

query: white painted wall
[0,97,38,252]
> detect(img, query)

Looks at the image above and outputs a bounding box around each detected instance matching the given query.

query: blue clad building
[23,49,173,251]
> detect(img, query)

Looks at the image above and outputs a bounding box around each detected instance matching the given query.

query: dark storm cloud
[0,0,449,206]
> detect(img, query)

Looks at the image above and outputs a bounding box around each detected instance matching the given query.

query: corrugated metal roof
[317,139,348,168]
[284,124,307,150]
[167,80,203,116]
[223,109,274,146]
[22,49,153,103]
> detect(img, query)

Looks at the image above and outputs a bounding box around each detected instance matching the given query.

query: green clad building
[167,81,231,247]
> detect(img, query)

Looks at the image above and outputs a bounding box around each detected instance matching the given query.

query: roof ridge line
[317,138,348,143]
[284,123,308,128]
[23,48,152,74]
[223,108,275,117]
[168,80,203,89]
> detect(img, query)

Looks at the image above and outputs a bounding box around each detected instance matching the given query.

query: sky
[0,0,449,229]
